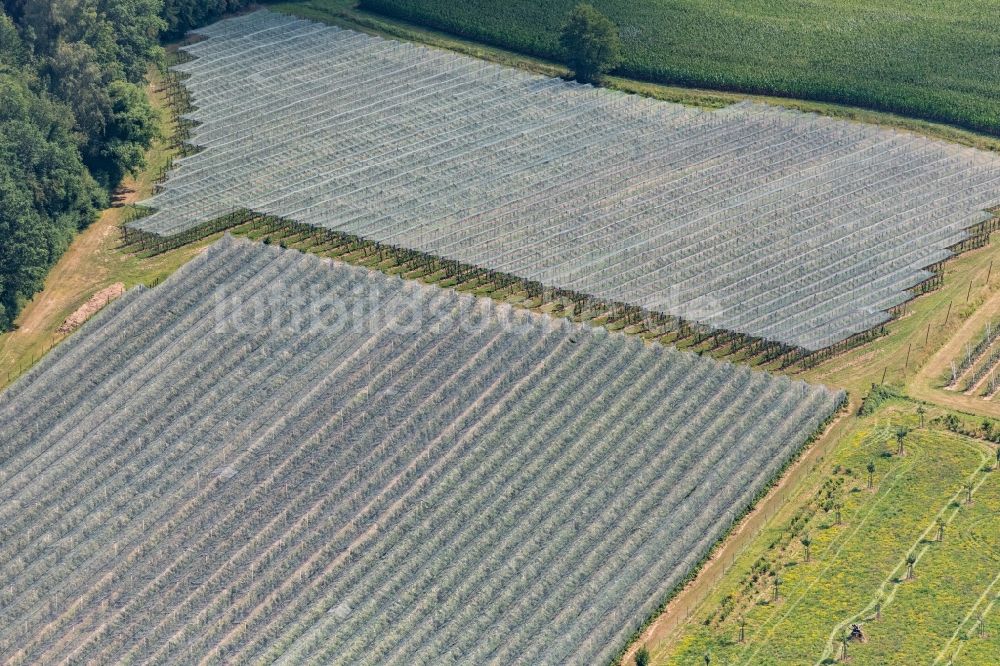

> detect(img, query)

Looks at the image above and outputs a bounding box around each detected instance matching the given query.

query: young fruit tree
[800,533,812,562]
[559,3,622,83]
[895,426,910,455]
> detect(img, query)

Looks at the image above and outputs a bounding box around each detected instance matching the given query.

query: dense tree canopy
[558,3,621,83]
[160,0,254,37]
[0,70,102,330]
[0,0,170,330]
[5,0,162,187]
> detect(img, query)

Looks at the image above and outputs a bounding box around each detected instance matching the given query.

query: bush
[858,384,904,416]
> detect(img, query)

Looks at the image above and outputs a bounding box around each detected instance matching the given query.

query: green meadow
[661,404,1000,664]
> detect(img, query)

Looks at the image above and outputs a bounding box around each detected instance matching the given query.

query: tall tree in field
[559,3,621,83]
[634,645,650,666]
[867,460,876,489]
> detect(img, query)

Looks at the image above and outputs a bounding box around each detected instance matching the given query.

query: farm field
[130,10,1000,355]
[799,238,1000,398]
[908,285,1000,416]
[653,404,1000,665]
[361,0,1000,138]
[942,319,1000,398]
[0,236,842,664]
[3,3,1000,664]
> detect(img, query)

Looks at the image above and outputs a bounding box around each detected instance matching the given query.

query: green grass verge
[358,0,1000,139]
[657,403,1000,665]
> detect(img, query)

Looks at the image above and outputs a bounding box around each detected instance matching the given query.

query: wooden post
[880,366,887,385]
[967,281,974,303]
[904,343,912,372]
[945,300,953,326]
[925,323,931,346]
[988,260,994,286]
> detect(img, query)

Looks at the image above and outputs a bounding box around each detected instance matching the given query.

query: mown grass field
[657,403,1000,665]
[360,0,1000,137]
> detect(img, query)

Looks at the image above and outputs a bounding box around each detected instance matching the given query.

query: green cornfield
[361,0,1000,136]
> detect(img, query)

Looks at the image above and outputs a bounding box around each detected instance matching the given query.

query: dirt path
[19,206,132,337]
[622,402,856,663]
[910,285,1000,416]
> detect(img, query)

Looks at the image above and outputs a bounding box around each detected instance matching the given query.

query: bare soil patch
[57,283,126,334]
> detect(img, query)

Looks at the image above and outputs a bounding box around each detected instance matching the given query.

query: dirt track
[57,282,127,334]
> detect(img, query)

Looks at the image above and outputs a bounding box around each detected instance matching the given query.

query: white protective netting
[134,10,1000,351]
[0,236,843,665]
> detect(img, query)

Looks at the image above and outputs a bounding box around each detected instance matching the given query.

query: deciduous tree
[559,3,621,83]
